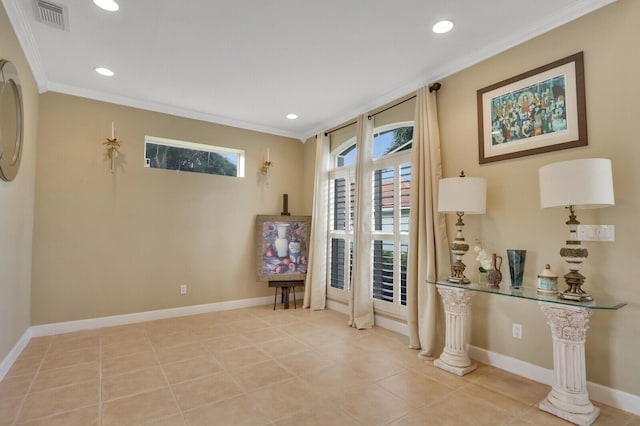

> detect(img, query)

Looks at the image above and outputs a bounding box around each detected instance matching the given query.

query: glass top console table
[426,280,626,426]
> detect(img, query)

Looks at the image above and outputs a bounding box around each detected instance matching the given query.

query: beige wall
[0,4,39,361]
[437,0,639,395]
[31,93,303,324]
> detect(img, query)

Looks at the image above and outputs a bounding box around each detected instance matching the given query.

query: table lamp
[539,158,614,301]
[438,171,487,284]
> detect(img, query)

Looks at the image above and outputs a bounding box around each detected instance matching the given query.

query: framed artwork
[255,215,311,282]
[477,52,587,164]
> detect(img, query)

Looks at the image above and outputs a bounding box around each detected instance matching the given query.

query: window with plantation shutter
[327,122,412,317]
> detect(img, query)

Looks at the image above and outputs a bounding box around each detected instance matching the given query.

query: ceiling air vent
[35,0,69,31]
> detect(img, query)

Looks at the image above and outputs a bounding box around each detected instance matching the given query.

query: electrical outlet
[512,323,522,339]
[180,284,187,295]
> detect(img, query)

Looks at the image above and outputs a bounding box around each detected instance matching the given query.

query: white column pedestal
[538,302,599,426]
[434,285,477,376]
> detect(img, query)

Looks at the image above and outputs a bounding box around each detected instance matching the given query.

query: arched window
[327,122,413,317]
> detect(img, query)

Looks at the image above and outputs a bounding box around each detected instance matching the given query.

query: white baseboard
[0,328,32,381]
[469,345,640,416]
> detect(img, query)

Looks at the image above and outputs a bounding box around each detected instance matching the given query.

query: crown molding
[2,0,48,92]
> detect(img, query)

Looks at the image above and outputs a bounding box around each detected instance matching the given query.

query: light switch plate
[577,225,615,242]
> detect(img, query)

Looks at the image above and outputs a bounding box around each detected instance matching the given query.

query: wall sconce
[104,122,120,173]
[260,148,272,175]
[539,158,615,301]
[438,171,487,284]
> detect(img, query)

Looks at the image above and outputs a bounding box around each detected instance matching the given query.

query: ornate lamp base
[447,213,470,284]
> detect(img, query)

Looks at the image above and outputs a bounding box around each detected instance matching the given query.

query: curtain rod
[325,82,441,136]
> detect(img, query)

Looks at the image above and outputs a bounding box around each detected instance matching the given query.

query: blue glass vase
[507,249,526,289]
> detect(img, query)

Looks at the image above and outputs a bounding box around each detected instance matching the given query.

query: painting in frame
[255,215,311,282]
[477,52,587,164]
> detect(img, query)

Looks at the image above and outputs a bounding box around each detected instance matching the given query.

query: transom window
[144,136,245,177]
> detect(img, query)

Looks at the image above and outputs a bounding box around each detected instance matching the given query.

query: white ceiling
[4,0,615,141]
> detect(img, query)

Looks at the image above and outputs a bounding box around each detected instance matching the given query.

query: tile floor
[0,304,638,425]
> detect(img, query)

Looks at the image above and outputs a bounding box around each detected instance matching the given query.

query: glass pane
[373,240,394,303]
[330,238,346,290]
[373,168,394,231]
[145,142,238,177]
[373,126,413,159]
[333,178,346,231]
[400,163,411,232]
[337,144,356,167]
[400,242,408,306]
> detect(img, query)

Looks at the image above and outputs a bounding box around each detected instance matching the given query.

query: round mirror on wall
[0,59,24,182]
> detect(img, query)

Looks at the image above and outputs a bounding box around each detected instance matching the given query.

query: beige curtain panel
[348,114,375,329]
[303,133,330,310]
[407,85,450,358]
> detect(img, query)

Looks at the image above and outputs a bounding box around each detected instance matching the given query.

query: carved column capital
[540,303,591,342]
[437,287,473,314]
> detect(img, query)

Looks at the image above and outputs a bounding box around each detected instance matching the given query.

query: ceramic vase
[486,253,503,289]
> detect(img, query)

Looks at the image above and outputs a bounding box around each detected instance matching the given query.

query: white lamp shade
[438,176,486,214]
[539,158,614,209]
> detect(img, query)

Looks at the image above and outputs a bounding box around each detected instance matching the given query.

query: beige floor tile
[230,359,295,392]
[161,355,224,385]
[300,363,370,396]
[30,361,99,392]
[102,350,159,376]
[246,378,318,421]
[467,365,549,405]
[5,355,43,378]
[40,347,99,371]
[241,326,289,343]
[154,342,207,365]
[142,414,186,425]
[213,346,271,371]
[48,335,99,354]
[229,318,271,333]
[337,383,412,425]
[457,382,530,416]
[16,405,99,426]
[18,338,51,359]
[101,388,180,426]
[257,336,308,358]
[0,373,33,400]
[184,394,268,426]
[190,323,235,340]
[52,329,100,342]
[18,381,98,423]
[593,401,637,426]
[200,334,253,354]
[102,366,168,401]
[0,395,24,426]
[150,331,198,349]
[416,386,518,425]
[509,404,576,425]
[274,399,361,426]
[171,371,242,411]
[100,326,148,346]
[275,349,330,376]
[102,339,154,359]
[377,370,454,408]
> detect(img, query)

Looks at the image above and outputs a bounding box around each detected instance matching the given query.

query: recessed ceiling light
[286,113,298,120]
[95,67,114,77]
[93,0,119,12]
[432,20,454,34]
